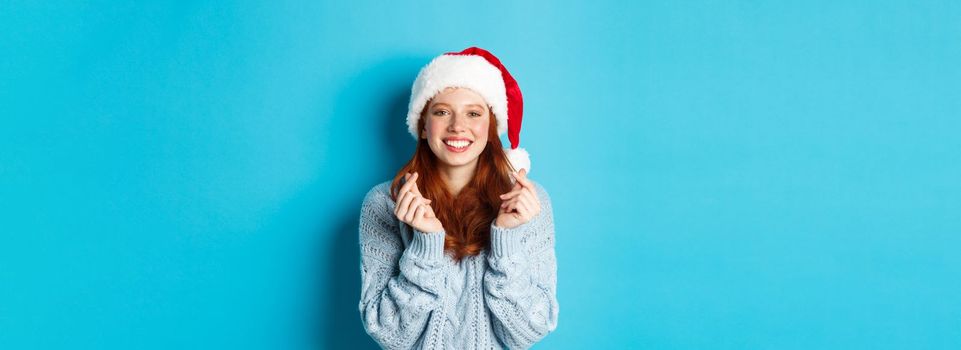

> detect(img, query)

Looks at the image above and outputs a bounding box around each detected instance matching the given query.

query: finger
[397,190,416,220]
[411,177,423,197]
[409,198,428,223]
[504,197,522,215]
[396,190,420,211]
[513,168,534,190]
[518,191,538,216]
[395,196,409,220]
[400,172,419,195]
[414,188,429,203]
[499,189,523,201]
[514,197,530,218]
[424,203,437,218]
[394,190,411,215]
[499,184,528,200]
[500,196,518,209]
[506,171,523,189]
[499,187,532,202]
[411,203,426,225]
[519,188,538,209]
[508,170,522,186]
[404,197,424,223]
[404,172,420,194]
[503,197,520,213]
[521,187,540,209]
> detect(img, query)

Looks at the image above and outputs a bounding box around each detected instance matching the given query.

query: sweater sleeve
[358,184,449,350]
[483,182,560,349]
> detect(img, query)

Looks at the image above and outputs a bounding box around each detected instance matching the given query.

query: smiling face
[421,87,492,170]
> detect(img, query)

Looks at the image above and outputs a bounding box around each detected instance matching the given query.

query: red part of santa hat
[407,46,530,173]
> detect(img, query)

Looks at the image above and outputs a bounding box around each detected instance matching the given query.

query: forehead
[429,87,488,106]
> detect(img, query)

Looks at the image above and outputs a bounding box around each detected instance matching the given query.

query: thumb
[510,171,524,188]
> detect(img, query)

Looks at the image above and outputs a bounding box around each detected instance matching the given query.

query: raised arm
[358,185,449,349]
[484,182,559,349]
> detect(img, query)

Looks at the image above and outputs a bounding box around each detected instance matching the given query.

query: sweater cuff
[489,220,532,258]
[409,228,447,262]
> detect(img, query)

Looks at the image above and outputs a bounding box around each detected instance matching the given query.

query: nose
[447,113,467,132]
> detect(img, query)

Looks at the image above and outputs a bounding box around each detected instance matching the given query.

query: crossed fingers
[498,168,540,217]
[394,172,432,222]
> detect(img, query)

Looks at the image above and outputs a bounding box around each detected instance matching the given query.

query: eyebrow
[431,103,486,109]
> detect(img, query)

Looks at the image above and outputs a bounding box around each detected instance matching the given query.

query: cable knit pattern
[358,179,559,349]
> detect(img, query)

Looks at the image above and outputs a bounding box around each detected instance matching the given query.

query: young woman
[357,47,559,349]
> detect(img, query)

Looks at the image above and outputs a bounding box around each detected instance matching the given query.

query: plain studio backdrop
[1,1,959,349]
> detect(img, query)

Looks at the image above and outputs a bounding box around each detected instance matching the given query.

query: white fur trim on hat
[407,54,508,139]
[505,147,530,175]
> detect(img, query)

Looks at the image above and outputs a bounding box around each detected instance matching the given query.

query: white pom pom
[505,147,531,175]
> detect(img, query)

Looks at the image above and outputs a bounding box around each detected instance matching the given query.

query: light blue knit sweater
[357,179,559,349]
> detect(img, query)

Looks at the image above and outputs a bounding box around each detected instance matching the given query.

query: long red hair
[390,106,516,263]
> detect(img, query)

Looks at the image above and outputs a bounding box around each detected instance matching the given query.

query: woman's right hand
[394,172,444,234]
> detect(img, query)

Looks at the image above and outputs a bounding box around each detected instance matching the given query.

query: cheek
[472,120,490,138]
[425,121,444,137]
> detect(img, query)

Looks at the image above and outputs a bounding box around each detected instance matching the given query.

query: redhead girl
[358,47,558,350]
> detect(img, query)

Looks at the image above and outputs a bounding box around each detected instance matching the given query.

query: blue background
[2,1,959,349]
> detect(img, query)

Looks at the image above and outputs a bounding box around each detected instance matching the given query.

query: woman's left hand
[495,168,541,229]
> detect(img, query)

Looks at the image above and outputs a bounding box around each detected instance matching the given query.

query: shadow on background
[315,55,428,349]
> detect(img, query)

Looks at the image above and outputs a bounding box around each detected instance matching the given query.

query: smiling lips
[443,138,473,153]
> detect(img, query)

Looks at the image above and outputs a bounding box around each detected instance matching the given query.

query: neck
[438,159,478,197]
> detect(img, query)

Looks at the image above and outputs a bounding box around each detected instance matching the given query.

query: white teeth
[444,140,471,148]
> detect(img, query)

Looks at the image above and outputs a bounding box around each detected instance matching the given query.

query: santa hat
[407,46,531,174]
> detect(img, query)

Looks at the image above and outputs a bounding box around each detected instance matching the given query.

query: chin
[440,156,478,167]
[437,151,482,167]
